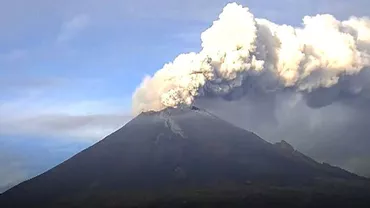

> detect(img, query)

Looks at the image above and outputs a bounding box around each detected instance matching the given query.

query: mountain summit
[1,106,369,207]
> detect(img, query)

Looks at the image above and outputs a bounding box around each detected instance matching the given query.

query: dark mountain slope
[0,106,369,207]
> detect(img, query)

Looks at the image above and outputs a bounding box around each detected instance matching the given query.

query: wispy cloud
[173,32,201,44]
[0,151,28,193]
[56,14,90,43]
[0,77,63,91]
[0,49,27,62]
[0,99,132,141]
[0,136,91,193]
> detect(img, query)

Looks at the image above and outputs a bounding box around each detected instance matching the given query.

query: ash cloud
[195,91,370,176]
[132,3,370,176]
[132,3,370,114]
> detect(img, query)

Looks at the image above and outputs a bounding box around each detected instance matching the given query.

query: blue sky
[1,0,369,192]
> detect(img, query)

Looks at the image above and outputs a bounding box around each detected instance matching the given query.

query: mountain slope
[0,106,369,208]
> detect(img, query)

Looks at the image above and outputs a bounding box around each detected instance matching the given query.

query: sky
[1,0,370,192]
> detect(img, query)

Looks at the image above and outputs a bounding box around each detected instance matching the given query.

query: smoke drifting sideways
[132,3,370,175]
[132,2,370,114]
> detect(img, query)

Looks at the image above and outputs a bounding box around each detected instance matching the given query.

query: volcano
[1,106,370,207]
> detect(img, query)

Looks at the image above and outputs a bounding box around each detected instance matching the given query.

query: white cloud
[56,14,90,43]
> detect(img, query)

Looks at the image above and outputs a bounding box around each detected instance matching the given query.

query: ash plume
[132,3,370,114]
[131,3,370,176]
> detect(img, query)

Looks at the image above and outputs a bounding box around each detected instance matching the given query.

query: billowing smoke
[131,3,370,176]
[132,2,370,114]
